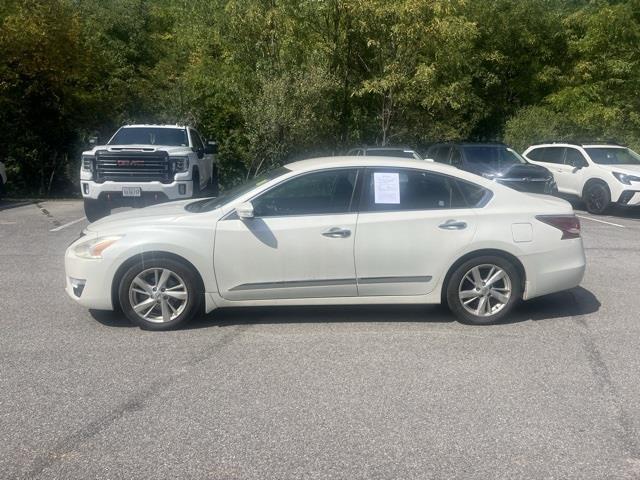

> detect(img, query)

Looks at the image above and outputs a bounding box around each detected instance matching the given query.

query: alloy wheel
[458,264,512,317]
[128,268,189,323]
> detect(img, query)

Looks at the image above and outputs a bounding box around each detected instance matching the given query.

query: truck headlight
[81,155,94,173]
[613,171,640,185]
[74,236,123,259]
[173,157,189,172]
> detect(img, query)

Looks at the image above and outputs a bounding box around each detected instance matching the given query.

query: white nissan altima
[65,156,586,330]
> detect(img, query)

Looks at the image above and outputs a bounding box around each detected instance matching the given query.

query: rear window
[366,149,417,159]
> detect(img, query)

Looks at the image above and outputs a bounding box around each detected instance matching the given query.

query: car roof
[286,156,455,173]
[528,143,626,148]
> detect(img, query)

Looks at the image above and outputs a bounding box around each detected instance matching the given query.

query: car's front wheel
[118,257,202,330]
[84,199,110,222]
[583,182,610,215]
[446,255,522,325]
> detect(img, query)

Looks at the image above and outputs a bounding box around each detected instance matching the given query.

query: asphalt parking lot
[1,199,640,479]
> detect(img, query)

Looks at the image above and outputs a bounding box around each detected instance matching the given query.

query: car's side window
[450,148,462,167]
[537,147,565,164]
[526,148,543,161]
[361,168,475,212]
[564,148,587,167]
[252,169,358,217]
[190,129,205,152]
[433,146,451,164]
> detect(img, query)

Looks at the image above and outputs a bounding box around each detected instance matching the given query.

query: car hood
[471,163,551,179]
[598,164,640,175]
[83,145,192,156]
[85,199,211,234]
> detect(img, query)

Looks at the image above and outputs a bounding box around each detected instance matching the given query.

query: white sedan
[65,157,586,330]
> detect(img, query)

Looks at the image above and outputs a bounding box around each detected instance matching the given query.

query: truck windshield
[109,127,189,147]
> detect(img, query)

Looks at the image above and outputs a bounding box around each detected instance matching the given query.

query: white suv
[522,143,640,214]
[80,124,218,221]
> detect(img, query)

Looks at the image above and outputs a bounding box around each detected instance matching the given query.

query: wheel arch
[581,177,610,199]
[440,249,527,302]
[111,251,206,311]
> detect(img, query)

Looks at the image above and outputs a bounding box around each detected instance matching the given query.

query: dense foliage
[1,0,639,195]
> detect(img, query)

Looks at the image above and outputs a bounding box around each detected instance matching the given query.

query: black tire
[118,257,202,331]
[583,181,611,215]
[210,165,219,196]
[192,170,200,198]
[0,178,4,200]
[84,199,110,222]
[446,255,522,325]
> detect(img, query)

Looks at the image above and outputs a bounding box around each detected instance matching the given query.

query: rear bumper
[521,238,586,300]
[81,180,194,202]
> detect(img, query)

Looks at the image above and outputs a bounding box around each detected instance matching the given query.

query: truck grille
[94,150,173,183]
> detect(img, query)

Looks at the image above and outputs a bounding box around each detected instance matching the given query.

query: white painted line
[50,217,86,232]
[576,215,625,228]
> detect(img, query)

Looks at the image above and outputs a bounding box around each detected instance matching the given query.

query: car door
[190,129,210,187]
[526,147,568,192]
[214,168,360,300]
[561,148,588,195]
[354,167,479,296]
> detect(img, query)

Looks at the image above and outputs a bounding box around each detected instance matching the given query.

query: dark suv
[426,142,555,194]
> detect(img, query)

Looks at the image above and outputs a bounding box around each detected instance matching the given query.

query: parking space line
[50,217,86,232]
[576,215,626,228]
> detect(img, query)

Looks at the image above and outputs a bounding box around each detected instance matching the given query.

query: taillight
[535,215,581,240]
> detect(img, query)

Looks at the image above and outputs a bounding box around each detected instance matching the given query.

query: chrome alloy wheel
[128,268,189,323]
[458,264,512,317]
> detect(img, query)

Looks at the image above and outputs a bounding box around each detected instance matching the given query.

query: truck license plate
[122,187,141,197]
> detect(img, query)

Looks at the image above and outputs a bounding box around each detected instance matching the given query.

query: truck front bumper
[81,180,194,202]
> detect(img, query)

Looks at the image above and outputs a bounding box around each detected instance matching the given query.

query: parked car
[426,142,555,194]
[523,142,640,214]
[0,161,6,199]
[347,146,428,161]
[65,156,585,330]
[80,124,218,222]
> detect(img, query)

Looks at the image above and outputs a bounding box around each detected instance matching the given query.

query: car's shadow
[90,286,600,330]
[565,198,640,220]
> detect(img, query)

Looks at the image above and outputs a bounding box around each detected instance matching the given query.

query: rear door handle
[438,220,467,230]
[322,227,351,238]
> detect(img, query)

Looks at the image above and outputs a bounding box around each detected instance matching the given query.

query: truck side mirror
[205,141,218,155]
[88,136,98,147]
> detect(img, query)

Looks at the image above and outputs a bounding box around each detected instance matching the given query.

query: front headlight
[81,155,94,172]
[613,171,640,185]
[173,157,189,172]
[73,236,123,259]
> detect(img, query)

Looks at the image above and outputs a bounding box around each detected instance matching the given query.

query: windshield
[187,167,291,212]
[584,147,640,165]
[462,146,526,168]
[109,127,189,147]
[366,149,422,160]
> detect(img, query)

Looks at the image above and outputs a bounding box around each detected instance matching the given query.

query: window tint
[537,147,565,164]
[564,148,587,167]
[253,169,357,217]
[432,146,451,164]
[526,148,543,161]
[190,129,204,151]
[456,180,490,207]
[361,169,471,211]
[450,148,462,166]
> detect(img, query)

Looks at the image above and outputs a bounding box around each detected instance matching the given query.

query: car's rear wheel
[583,182,610,215]
[84,199,110,222]
[118,258,201,330]
[446,255,522,325]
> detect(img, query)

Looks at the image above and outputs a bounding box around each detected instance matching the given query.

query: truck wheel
[210,166,219,196]
[84,199,110,222]
[192,170,200,198]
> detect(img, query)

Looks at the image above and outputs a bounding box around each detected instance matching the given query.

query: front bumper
[64,245,115,310]
[81,179,194,202]
[617,190,640,206]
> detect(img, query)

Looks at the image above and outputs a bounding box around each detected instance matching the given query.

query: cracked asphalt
[1,199,640,479]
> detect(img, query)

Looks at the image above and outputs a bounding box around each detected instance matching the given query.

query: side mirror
[88,136,98,147]
[205,141,218,155]
[236,202,254,219]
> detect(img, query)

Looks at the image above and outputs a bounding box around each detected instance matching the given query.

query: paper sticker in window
[373,172,400,204]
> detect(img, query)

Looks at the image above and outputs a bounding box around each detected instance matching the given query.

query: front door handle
[439,220,467,230]
[322,227,351,238]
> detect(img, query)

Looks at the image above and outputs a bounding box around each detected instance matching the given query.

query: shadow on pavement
[0,200,33,211]
[90,286,600,330]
